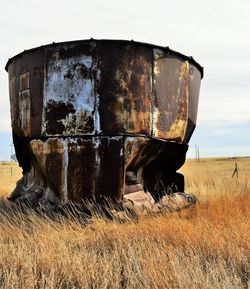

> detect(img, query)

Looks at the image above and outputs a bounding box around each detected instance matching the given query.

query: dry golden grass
[0,162,22,198]
[0,158,249,289]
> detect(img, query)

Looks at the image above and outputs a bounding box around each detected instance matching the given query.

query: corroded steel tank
[5,39,203,207]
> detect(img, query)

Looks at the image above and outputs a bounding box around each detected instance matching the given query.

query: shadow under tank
[5,39,203,208]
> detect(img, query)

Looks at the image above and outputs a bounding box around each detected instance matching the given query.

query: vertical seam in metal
[94,39,100,201]
[183,60,190,143]
[151,48,155,138]
[41,47,47,136]
[94,39,100,135]
[121,135,126,199]
[187,61,191,142]
[63,138,69,202]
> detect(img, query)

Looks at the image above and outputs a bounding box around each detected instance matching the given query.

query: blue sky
[0,0,250,160]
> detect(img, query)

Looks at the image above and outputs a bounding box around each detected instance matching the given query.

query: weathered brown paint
[183,64,202,142]
[98,42,152,135]
[30,139,66,200]
[153,49,190,141]
[8,49,45,137]
[6,39,203,205]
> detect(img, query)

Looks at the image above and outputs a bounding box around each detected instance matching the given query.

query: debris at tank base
[9,174,196,220]
[9,168,60,209]
[120,190,196,216]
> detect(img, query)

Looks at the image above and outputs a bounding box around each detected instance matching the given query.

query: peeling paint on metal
[153,49,190,141]
[165,61,189,141]
[43,43,98,136]
[18,89,31,136]
[94,93,101,133]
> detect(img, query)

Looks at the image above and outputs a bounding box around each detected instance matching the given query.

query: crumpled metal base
[8,169,196,220]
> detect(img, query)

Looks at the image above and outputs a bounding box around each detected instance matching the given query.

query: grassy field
[0,158,249,289]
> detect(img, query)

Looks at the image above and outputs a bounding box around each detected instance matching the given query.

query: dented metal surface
[30,136,124,203]
[6,39,203,205]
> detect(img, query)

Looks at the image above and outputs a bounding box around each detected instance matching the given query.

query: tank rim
[5,38,203,78]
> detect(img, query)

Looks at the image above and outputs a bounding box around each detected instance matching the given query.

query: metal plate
[124,137,147,169]
[98,41,152,135]
[43,41,98,136]
[8,49,44,137]
[189,64,201,124]
[153,49,189,142]
[30,138,66,200]
[183,64,201,142]
[30,136,124,202]
[67,137,125,202]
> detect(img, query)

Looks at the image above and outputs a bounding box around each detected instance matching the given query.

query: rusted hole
[63,70,74,79]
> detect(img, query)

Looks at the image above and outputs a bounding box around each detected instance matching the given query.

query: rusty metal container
[5,39,203,206]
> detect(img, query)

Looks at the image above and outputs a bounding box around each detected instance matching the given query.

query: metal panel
[8,72,16,128]
[67,138,100,202]
[188,64,201,124]
[31,136,125,202]
[153,49,189,142]
[18,72,30,136]
[124,137,147,169]
[30,64,44,135]
[183,64,201,142]
[18,89,30,136]
[98,41,152,135]
[30,138,66,201]
[97,136,124,201]
[19,72,30,91]
[67,136,125,202]
[8,49,44,137]
[43,41,98,136]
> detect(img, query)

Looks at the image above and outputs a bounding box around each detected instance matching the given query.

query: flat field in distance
[0,158,249,289]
